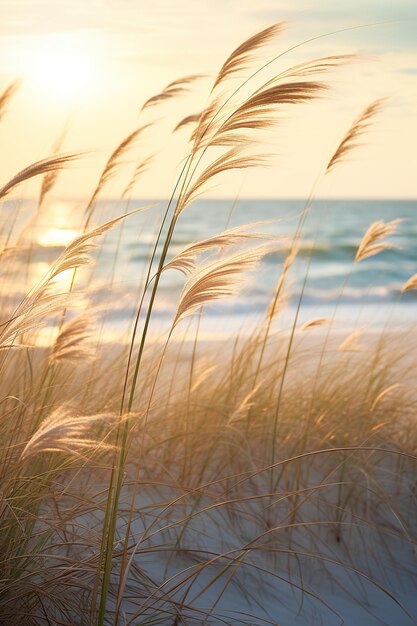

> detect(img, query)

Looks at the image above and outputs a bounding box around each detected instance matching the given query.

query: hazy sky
[0,0,416,199]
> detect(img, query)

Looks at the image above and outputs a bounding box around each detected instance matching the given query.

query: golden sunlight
[1,7,417,625]
[37,227,79,248]
[36,201,80,247]
[19,34,95,102]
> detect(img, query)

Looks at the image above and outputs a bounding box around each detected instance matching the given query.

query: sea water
[4,197,417,340]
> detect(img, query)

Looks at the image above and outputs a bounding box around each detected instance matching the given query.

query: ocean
[4,198,417,340]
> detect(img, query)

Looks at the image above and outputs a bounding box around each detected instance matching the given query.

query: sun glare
[37,227,79,248]
[36,202,80,247]
[20,35,96,102]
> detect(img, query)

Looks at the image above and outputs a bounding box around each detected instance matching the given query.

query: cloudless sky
[0,0,416,199]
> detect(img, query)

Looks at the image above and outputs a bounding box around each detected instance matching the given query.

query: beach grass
[0,22,416,626]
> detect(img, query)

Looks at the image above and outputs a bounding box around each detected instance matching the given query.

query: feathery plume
[0,80,20,122]
[228,384,261,424]
[191,96,223,149]
[85,125,150,218]
[266,246,298,321]
[49,212,137,280]
[371,384,402,412]
[164,222,270,275]
[338,328,365,352]
[301,317,331,331]
[177,147,268,213]
[165,74,206,90]
[173,245,272,327]
[220,81,326,131]
[0,213,134,348]
[173,112,202,133]
[326,99,386,173]
[38,128,69,208]
[355,219,401,263]
[0,290,73,348]
[195,56,331,151]
[141,88,187,111]
[121,154,155,198]
[50,314,94,364]
[265,55,357,85]
[199,81,326,152]
[212,23,286,91]
[401,272,417,293]
[21,406,117,458]
[141,75,205,111]
[190,359,217,393]
[163,254,196,276]
[0,153,79,202]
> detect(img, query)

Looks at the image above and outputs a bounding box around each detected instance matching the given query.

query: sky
[0,0,416,199]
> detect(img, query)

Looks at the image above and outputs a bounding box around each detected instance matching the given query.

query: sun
[21,34,96,102]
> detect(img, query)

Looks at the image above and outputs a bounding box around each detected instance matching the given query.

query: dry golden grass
[355,218,401,263]
[0,22,415,626]
[326,98,386,173]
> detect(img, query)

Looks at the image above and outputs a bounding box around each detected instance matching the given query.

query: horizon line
[19,195,417,203]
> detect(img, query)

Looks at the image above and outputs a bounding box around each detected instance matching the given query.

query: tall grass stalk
[0,20,416,626]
